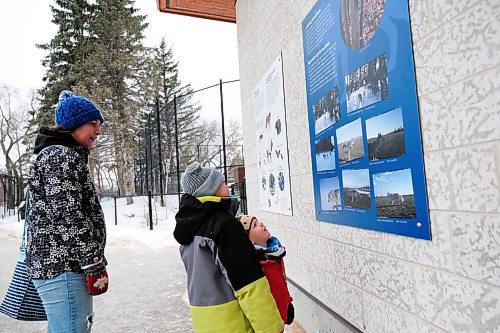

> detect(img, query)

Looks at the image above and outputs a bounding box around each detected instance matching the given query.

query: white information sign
[253,53,292,216]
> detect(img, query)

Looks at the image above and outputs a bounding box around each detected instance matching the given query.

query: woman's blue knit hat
[55,90,104,130]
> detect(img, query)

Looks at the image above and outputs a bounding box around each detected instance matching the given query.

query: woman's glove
[84,262,109,295]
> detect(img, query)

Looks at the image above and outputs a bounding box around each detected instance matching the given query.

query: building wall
[235,1,500,332]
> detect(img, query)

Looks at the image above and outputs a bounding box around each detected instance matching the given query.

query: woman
[26,90,109,333]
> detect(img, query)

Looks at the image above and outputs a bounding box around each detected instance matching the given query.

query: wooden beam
[157,0,236,23]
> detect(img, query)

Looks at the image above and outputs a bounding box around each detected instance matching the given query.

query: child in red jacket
[238,215,294,326]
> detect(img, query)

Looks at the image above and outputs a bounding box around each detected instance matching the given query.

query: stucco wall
[235,1,500,332]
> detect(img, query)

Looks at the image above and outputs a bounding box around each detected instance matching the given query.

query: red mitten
[84,263,109,295]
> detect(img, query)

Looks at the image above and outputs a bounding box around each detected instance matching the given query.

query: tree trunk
[114,129,135,205]
[351,0,361,49]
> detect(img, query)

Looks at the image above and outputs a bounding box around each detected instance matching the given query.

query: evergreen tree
[34,0,212,200]
[35,0,94,127]
[79,0,149,203]
[142,38,201,194]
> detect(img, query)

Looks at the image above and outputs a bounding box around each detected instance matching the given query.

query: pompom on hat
[55,90,104,131]
[181,162,225,197]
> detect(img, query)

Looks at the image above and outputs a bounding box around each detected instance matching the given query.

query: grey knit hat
[181,162,225,197]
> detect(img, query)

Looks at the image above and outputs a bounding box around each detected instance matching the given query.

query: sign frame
[302,0,431,239]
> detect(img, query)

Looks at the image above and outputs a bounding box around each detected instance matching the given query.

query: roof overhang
[157,0,236,23]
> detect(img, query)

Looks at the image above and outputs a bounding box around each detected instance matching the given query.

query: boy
[174,162,284,333]
[238,215,294,326]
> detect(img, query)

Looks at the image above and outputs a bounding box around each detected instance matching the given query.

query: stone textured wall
[235,1,500,332]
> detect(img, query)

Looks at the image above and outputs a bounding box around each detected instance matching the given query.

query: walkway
[0,233,306,332]
[0,234,192,332]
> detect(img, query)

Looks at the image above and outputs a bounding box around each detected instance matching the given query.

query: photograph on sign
[366,107,405,161]
[319,176,342,212]
[315,136,336,172]
[340,0,387,50]
[313,86,340,134]
[342,169,371,210]
[336,118,364,164]
[373,168,416,219]
[345,53,389,114]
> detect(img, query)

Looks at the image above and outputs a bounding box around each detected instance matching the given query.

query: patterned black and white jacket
[26,127,107,279]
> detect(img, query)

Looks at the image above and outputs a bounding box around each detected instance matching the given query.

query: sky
[373,168,414,196]
[0,0,241,121]
[342,168,369,188]
[320,176,340,191]
[336,118,362,143]
[365,106,403,139]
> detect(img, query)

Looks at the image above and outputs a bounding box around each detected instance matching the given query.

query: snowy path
[0,233,193,333]
[0,196,306,332]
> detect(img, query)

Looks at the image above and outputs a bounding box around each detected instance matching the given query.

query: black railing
[104,193,181,228]
[0,174,22,219]
[134,79,245,199]
[231,178,247,215]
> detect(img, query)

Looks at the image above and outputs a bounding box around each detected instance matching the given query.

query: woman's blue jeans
[33,272,93,333]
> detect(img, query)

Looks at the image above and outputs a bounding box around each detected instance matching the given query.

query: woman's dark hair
[50,125,73,133]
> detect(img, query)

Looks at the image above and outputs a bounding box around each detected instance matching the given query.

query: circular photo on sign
[278,171,285,191]
[340,0,387,50]
[269,173,276,196]
[261,176,267,190]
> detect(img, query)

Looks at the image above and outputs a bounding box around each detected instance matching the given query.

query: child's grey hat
[181,162,225,197]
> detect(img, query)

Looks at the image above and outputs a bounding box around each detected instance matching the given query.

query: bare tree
[190,119,244,181]
[0,85,36,182]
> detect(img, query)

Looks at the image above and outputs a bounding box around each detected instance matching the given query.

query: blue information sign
[302,0,431,239]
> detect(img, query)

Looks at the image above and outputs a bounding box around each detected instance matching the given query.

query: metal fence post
[148,113,153,194]
[139,154,144,195]
[148,190,153,230]
[3,177,6,217]
[156,98,165,207]
[174,95,181,203]
[145,127,149,197]
[114,196,117,226]
[242,178,247,214]
[219,79,228,184]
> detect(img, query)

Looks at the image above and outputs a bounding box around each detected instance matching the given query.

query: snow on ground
[315,151,335,171]
[0,197,309,332]
[0,196,180,251]
[315,112,334,134]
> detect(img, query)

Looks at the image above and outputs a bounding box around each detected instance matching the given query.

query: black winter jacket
[173,194,283,332]
[26,127,106,279]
